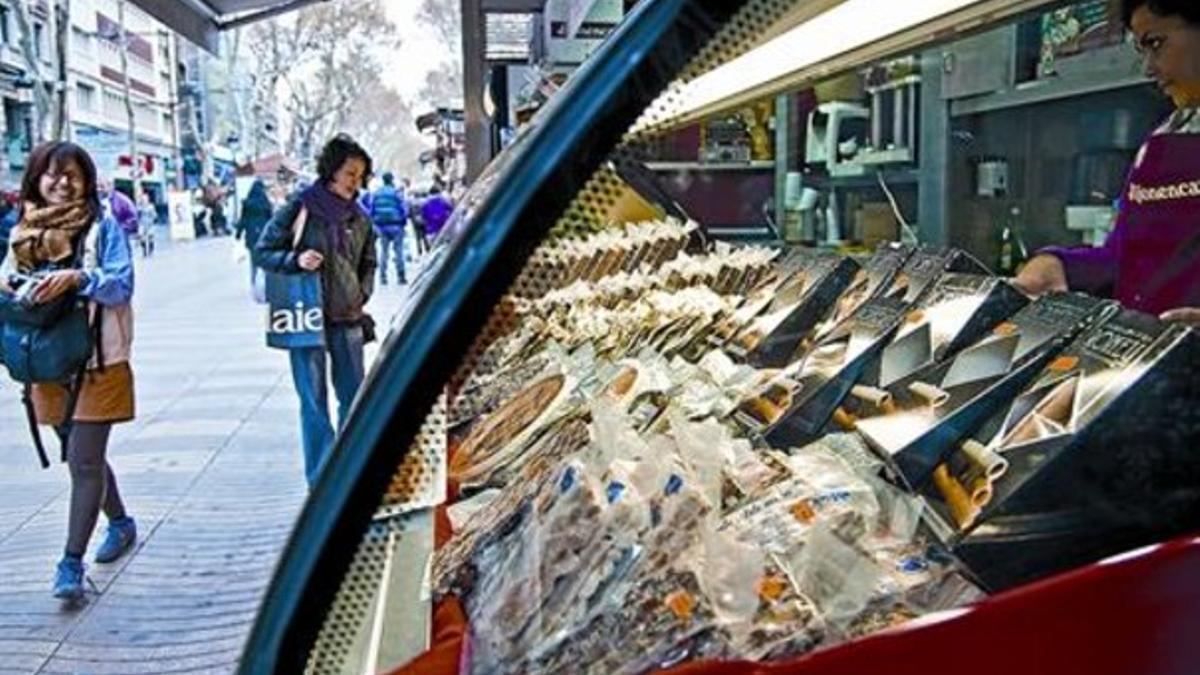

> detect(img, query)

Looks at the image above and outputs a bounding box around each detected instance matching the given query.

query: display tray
[932,309,1200,591]
[726,250,861,368]
[853,292,1117,487]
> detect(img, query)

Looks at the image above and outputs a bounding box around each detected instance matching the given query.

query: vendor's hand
[297,250,324,271]
[1011,254,1068,297]
[31,270,84,304]
[1160,307,1200,327]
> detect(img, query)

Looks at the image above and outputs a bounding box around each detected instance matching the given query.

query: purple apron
[1047,131,1200,315]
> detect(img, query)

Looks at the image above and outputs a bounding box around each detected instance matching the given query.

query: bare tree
[51,0,70,140]
[247,0,401,165]
[13,0,53,141]
[117,0,139,185]
[343,74,426,178]
[415,0,464,108]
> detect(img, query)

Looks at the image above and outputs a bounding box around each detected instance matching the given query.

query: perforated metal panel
[304,395,446,673]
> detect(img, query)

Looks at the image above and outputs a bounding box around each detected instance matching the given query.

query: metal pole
[169,33,184,189]
[460,0,488,183]
[118,0,140,192]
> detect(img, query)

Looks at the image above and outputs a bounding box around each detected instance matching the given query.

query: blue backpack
[370,186,408,226]
[0,254,100,468]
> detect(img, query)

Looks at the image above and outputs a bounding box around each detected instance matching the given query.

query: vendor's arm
[1012,254,1069,296]
[1160,307,1200,327]
[1015,208,1128,297]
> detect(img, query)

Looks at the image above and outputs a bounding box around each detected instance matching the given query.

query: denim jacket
[1,215,134,368]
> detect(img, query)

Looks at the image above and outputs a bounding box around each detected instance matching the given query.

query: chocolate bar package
[865,273,1028,391]
[851,292,1116,487]
[940,309,1200,591]
[730,252,861,368]
[733,296,908,447]
[883,246,989,305]
[819,242,914,337]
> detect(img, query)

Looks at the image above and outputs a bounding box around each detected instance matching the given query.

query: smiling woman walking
[0,142,138,601]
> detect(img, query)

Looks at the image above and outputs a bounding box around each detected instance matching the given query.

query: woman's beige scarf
[10,200,92,272]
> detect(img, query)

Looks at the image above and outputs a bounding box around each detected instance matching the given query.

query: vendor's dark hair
[20,141,102,222]
[1120,0,1200,28]
[316,134,373,188]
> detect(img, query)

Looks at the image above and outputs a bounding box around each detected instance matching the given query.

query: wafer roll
[832,407,858,431]
[850,384,893,410]
[967,474,993,508]
[909,381,951,408]
[933,464,978,529]
[961,439,1009,481]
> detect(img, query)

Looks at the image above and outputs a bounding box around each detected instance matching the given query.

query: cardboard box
[856,202,898,247]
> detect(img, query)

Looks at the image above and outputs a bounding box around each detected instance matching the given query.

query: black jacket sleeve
[359,223,378,302]
[254,196,303,273]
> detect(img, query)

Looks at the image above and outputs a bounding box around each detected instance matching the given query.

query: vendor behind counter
[1016,0,1200,326]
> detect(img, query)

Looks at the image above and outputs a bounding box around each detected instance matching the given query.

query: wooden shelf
[645,160,776,172]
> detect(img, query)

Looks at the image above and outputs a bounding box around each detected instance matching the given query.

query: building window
[33,22,43,58]
[76,82,96,112]
[0,6,10,45]
[104,89,124,118]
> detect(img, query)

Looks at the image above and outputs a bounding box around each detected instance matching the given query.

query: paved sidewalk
[0,236,407,674]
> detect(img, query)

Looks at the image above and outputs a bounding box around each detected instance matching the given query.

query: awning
[128,0,329,53]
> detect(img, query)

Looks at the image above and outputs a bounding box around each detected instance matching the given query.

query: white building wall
[68,0,178,185]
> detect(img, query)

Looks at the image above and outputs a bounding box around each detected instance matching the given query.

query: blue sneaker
[53,556,84,600]
[94,516,136,564]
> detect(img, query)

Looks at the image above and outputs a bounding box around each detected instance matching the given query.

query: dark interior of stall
[639,0,1174,270]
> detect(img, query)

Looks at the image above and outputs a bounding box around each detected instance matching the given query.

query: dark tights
[65,423,126,558]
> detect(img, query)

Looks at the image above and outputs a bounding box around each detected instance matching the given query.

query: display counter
[238,1,1200,673]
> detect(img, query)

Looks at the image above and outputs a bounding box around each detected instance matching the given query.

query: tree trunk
[118,0,139,190]
[13,0,52,141]
[51,0,70,140]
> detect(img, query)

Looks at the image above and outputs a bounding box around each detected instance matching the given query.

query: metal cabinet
[940,27,1016,100]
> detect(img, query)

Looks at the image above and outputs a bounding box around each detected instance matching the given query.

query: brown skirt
[32,361,135,426]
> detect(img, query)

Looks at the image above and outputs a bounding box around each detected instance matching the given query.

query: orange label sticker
[665,590,697,621]
[1048,356,1080,372]
[993,322,1019,337]
[757,575,788,601]
[791,500,817,524]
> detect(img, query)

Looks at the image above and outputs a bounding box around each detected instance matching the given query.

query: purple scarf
[300,182,364,253]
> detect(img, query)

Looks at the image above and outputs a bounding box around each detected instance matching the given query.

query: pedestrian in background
[98,178,138,239]
[135,190,156,258]
[236,179,273,294]
[421,182,454,245]
[367,171,408,285]
[255,135,377,485]
[0,142,138,601]
[0,192,16,267]
[206,182,229,236]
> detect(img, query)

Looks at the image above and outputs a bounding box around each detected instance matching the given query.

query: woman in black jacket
[255,135,377,485]
[236,179,273,290]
